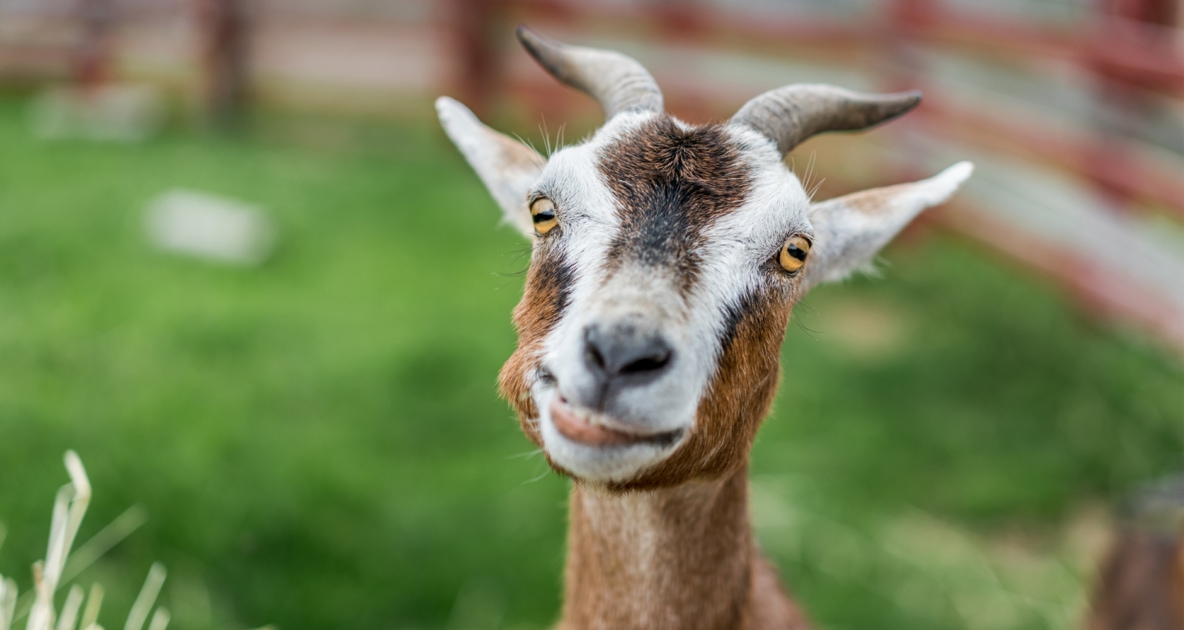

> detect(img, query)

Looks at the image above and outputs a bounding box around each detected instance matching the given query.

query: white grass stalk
[0,524,9,630]
[1,577,18,630]
[123,564,165,630]
[11,505,147,627]
[27,561,52,630]
[54,587,83,630]
[3,453,177,630]
[49,453,92,587]
[42,487,71,590]
[28,452,92,630]
[145,609,168,630]
[78,586,102,630]
[59,454,92,569]
[30,490,67,630]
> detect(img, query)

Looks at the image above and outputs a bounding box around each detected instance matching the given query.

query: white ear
[436,97,546,237]
[803,161,974,291]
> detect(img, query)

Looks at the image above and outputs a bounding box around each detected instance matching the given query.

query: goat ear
[437,97,545,237]
[802,162,973,291]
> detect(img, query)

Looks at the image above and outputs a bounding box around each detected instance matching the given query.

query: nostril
[586,343,606,371]
[620,351,670,375]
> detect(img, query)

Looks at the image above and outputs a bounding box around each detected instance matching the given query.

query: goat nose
[584,323,673,382]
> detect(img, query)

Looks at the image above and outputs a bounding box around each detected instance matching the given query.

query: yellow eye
[530,198,558,235]
[779,235,811,274]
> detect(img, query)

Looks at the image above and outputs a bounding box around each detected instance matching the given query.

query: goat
[438,27,972,629]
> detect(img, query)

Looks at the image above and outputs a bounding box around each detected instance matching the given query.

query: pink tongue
[550,400,637,446]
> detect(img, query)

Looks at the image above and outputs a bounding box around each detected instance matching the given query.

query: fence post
[75,0,113,92]
[197,0,250,129]
[447,0,498,119]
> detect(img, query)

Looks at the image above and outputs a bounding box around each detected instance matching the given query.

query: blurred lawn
[0,98,1180,630]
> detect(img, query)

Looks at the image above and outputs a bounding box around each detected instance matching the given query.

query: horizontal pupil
[532,211,555,223]
[786,245,807,261]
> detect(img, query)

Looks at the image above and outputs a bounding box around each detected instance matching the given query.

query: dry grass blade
[63,453,91,503]
[55,586,83,630]
[2,453,177,630]
[13,504,148,626]
[50,452,92,586]
[29,560,53,630]
[123,564,165,630]
[1,577,18,630]
[145,609,168,630]
[43,486,72,588]
[27,452,92,630]
[79,585,103,630]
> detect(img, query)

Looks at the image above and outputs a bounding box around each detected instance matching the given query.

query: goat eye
[779,235,811,274]
[530,198,558,235]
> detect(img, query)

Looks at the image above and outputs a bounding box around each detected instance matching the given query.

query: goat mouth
[550,396,684,448]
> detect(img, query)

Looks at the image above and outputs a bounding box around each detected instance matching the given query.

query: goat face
[438,28,972,489]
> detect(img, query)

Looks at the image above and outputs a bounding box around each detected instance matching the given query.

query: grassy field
[0,98,1181,630]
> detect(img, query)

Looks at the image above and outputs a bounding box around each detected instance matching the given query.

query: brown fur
[498,243,575,445]
[561,467,810,630]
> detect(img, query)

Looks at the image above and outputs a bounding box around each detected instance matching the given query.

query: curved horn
[516,26,663,119]
[731,84,921,155]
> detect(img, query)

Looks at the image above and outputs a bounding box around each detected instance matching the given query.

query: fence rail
[2,0,1183,353]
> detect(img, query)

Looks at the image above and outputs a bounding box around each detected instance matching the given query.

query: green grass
[0,99,1180,629]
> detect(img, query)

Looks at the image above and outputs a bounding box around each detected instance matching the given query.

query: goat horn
[516,26,663,119]
[731,84,921,155]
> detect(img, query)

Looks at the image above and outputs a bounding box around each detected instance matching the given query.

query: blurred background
[0,0,1182,628]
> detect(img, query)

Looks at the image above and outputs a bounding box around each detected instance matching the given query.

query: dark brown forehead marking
[598,116,751,290]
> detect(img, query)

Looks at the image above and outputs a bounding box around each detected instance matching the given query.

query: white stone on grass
[145,190,275,266]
